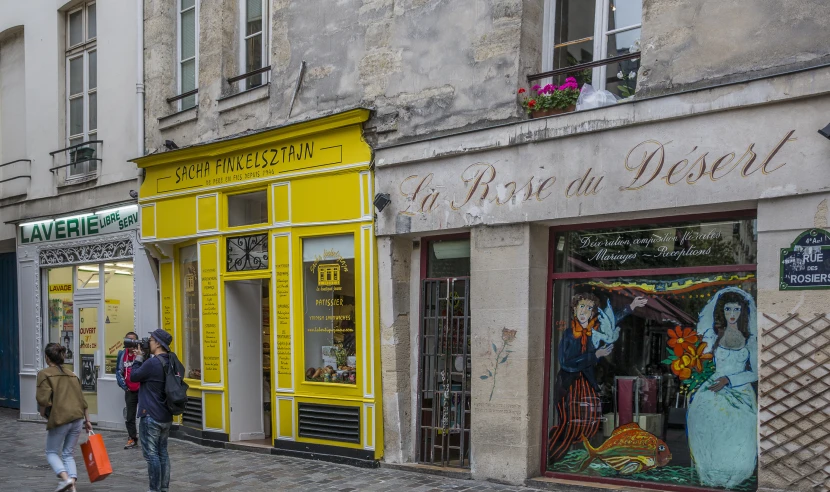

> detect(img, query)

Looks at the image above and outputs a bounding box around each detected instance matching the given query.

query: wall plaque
[780,229,830,290]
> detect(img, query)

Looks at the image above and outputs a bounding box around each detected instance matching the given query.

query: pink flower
[565,76,577,83]
[531,84,541,91]
[542,83,554,94]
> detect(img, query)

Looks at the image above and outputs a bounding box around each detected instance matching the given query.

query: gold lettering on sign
[451,164,496,210]
[566,168,604,197]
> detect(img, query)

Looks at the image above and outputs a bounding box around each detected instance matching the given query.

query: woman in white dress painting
[687,287,758,488]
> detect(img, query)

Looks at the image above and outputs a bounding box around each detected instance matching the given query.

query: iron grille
[298,403,360,444]
[226,234,268,272]
[417,277,471,468]
[182,397,202,429]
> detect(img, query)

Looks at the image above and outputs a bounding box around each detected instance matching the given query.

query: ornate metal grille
[760,312,830,491]
[417,277,471,468]
[39,239,133,266]
[226,234,268,272]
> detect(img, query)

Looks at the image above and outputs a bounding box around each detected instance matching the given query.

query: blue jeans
[45,418,83,479]
[139,416,172,492]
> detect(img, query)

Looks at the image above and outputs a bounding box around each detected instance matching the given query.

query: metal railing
[166,89,198,104]
[49,140,103,174]
[0,159,32,184]
[527,52,641,83]
[227,65,271,84]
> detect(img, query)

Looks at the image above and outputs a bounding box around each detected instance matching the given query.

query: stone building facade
[139,0,830,491]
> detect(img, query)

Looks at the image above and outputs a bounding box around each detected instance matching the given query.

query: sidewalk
[0,408,547,492]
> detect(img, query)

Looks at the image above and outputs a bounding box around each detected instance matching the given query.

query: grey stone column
[469,223,549,484]
[377,236,415,463]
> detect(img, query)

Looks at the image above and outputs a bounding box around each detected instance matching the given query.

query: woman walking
[36,343,93,492]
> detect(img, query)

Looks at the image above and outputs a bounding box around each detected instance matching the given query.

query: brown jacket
[36,366,88,430]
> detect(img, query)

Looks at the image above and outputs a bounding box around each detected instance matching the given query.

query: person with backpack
[129,329,186,492]
[115,331,140,449]
[36,343,93,492]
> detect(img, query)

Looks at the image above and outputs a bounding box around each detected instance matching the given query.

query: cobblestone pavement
[0,408,546,492]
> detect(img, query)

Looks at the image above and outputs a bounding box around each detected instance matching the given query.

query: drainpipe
[136,0,144,159]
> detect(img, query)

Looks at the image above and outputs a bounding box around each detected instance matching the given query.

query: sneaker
[55,479,73,492]
[124,438,137,449]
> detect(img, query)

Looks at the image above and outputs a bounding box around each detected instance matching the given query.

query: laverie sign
[19,205,139,244]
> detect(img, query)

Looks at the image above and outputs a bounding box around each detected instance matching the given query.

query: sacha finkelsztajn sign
[19,205,139,244]
[780,229,830,290]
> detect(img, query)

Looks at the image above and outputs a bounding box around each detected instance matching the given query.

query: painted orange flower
[671,355,693,379]
[684,342,713,373]
[667,326,699,357]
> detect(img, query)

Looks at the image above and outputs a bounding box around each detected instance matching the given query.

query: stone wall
[637,0,830,97]
[143,0,544,153]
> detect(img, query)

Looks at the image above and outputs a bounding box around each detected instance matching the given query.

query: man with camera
[128,329,177,492]
[115,331,140,449]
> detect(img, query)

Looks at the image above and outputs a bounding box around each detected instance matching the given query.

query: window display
[180,245,201,379]
[103,262,134,374]
[547,219,758,491]
[302,235,357,385]
[47,267,75,371]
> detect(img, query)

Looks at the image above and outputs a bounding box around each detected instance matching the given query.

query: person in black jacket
[129,329,174,492]
[116,331,140,449]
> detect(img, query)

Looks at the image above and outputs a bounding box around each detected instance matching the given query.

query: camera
[124,337,150,352]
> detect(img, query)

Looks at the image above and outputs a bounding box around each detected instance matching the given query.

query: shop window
[46,267,75,372]
[180,245,201,379]
[227,190,268,227]
[426,239,470,278]
[76,264,101,289]
[546,219,759,490]
[302,235,357,385]
[103,262,135,374]
[227,234,268,271]
[543,0,642,98]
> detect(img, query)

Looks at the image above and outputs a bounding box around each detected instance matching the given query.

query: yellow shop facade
[133,109,383,463]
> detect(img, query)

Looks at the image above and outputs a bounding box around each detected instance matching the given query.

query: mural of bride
[687,287,758,488]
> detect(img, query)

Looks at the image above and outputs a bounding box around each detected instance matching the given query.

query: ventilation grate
[298,403,360,444]
[182,397,202,429]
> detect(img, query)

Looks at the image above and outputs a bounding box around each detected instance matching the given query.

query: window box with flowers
[518,77,580,118]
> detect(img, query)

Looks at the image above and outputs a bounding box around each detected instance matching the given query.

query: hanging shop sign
[19,205,139,244]
[779,228,830,290]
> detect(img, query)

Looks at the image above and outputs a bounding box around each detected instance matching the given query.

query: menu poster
[199,241,222,384]
[61,330,75,364]
[274,234,293,390]
[80,354,96,391]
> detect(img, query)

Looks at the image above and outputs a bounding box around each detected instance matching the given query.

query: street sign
[780,228,830,290]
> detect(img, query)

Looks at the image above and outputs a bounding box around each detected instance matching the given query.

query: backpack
[161,352,189,416]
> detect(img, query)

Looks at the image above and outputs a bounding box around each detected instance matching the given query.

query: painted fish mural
[578,423,672,475]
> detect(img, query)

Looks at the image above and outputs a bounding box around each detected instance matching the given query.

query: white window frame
[65,1,98,180]
[177,0,199,111]
[238,0,269,91]
[541,0,641,91]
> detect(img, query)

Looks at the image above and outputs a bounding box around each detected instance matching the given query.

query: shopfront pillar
[469,223,548,483]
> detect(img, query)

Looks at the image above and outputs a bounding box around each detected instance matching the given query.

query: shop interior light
[432,240,471,259]
[19,218,54,228]
[115,262,134,268]
[113,270,132,275]
[77,266,100,272]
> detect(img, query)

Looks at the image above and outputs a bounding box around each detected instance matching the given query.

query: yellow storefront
[133,109,383,462]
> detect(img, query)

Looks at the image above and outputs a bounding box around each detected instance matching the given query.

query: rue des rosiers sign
[19,205,139,244]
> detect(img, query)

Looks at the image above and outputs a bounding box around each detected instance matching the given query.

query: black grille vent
[182,397,202,429]
[298,403,360,444]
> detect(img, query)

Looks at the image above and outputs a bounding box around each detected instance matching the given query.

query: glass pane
[87,132,98,174]
[180,245,201,379]
[68,137,85,176]
[554,0,595,45]
[87,3,97,39]
[69,57,84,95]
[88,93,97,131]
[227,190,268,227]
[47,267,75,373]
[427,239,471,278]
[227,234,268,272]
[546,274,758,491]
[104,262,135,374]
[88,51,97,89]
[608,0,642,31]
[607,27,641,57]
[246,0,263,35]
[69,98,84,137]
[245,33,263,87]
[182,0,195,10]
[69,10,83,46]
[552,41,594,85]
[605,56,640,99]
[181,8,196,60]
[181,59,196,92]
[78,306,98,415]
[302,235,357,385]
[76,264,101,289]
[555,219,757,273]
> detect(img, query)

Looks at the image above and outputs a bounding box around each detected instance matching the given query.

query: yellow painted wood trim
[133,109,370,168]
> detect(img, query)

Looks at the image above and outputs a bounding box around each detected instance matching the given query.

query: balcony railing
[0,158,31,199]
[527,52,642,100]
[167,89,198,104]
[49,140,103,181]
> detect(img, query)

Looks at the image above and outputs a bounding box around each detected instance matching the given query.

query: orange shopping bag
[81,431,112,482]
